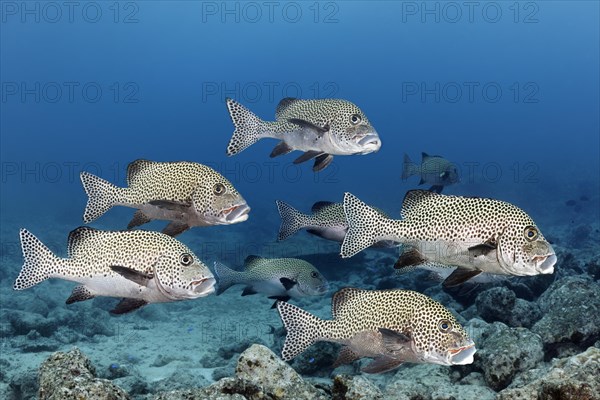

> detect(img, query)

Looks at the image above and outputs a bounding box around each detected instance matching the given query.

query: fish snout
[223,203,250,223]
[449,343,476,365]
[533,253,556,274]
[357,134,381,153]
[191,277,216,296]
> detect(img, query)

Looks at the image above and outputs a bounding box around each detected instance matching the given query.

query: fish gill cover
[0,2,599,399]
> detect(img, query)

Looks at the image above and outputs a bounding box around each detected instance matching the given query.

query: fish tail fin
[213,261,242,295]
[226,98,266,156]
[276,301,327,361]
[341,193,393,258]
[14,229,63,290]
[401,153,418,180]
[80,171,124,223]
[275,200,311,241]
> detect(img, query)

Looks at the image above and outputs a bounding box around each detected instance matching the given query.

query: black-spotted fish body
[80,159,250,236]
[402,153,459,193]
[214,256,329,304]
[226,98,381,171]
[277,288,475,374]
[341,191,556,287]
[276,200,399,248]
[14,227,215,314]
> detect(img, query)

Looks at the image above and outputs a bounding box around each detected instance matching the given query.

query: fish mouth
[222,204,250,223]
[533,253,556,274]
[191,277,216,296]
[357,134,381,153]
[449,343,476,365]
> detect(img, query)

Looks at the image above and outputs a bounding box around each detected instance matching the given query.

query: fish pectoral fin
[442,268,483,288]
[110,298,148,314]
[268,295,291,309]
[162,221,190,237]
[148,200,192,212]
[270,141,294,158]
[313,154,333,172]
[468,240,497,257]
[418,178,426,185]
[279,277,298,291]
[293,150,323,164]
[65,285,95,304]
[305,228,322,237]
[378,328,412,353]
[333,346,361,368]
[241,286,258,296]
[394,248,427,269]
[127,210,152,230]
[287,118,329,135]
[429,185,444,194]
[361,355,403,374]
[110,265,154,286]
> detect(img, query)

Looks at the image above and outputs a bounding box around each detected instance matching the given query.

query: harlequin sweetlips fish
[14,227,215,314]
[80,159,250,237]
[225,97,381,171]
[214,255,329,307]
[340,190,556,287]
[275,199,398,248]
[276,287,475,373]
[402,152,459,193]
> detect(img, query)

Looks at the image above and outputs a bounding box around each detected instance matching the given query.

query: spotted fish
[276,287,475,373]
[340,191,556,287]
[214,256,329,307]
[14,227,215,314]
[402,152,459,193]
[80,159,250,236]
[275,200,398,248]
[225,98,381,171]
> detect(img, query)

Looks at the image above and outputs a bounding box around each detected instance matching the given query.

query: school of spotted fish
[13,96,557,375]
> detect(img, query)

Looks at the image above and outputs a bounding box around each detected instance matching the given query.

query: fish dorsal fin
[331,287,363,319]
[275,97,298,119]
[67,226,100,258]
[126,159,155,186]
[311,201,335,213]
[244,255,264,270]
[401,190,438,219]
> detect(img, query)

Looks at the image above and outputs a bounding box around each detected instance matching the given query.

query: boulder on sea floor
[154,344,328,400]
[532,276,600,358]
[498,346,600,399]
[38,347,129,400]
[475,322,544,391]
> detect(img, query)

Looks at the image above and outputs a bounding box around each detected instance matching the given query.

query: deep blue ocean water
[0,1,599,394]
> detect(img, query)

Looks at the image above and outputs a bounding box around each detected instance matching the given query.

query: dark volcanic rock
[475,322,544,391]
[532,276,600,358]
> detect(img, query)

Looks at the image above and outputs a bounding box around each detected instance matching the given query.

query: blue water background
[1,1,599,271]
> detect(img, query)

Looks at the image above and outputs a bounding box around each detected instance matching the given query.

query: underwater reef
[1,237,599,400]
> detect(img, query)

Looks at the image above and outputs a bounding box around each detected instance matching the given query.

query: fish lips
[191,277,216,296]
[534,253,557,274]
[449,343,476,365]
[357,134,381,153]
[222,203,251,224]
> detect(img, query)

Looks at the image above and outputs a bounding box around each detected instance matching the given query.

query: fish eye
[179,253,193,266]
[350,114,361,125]
[524,226,538,241]
[213,183,226,196]
[438,319,452,333]
[310,271,319,278]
